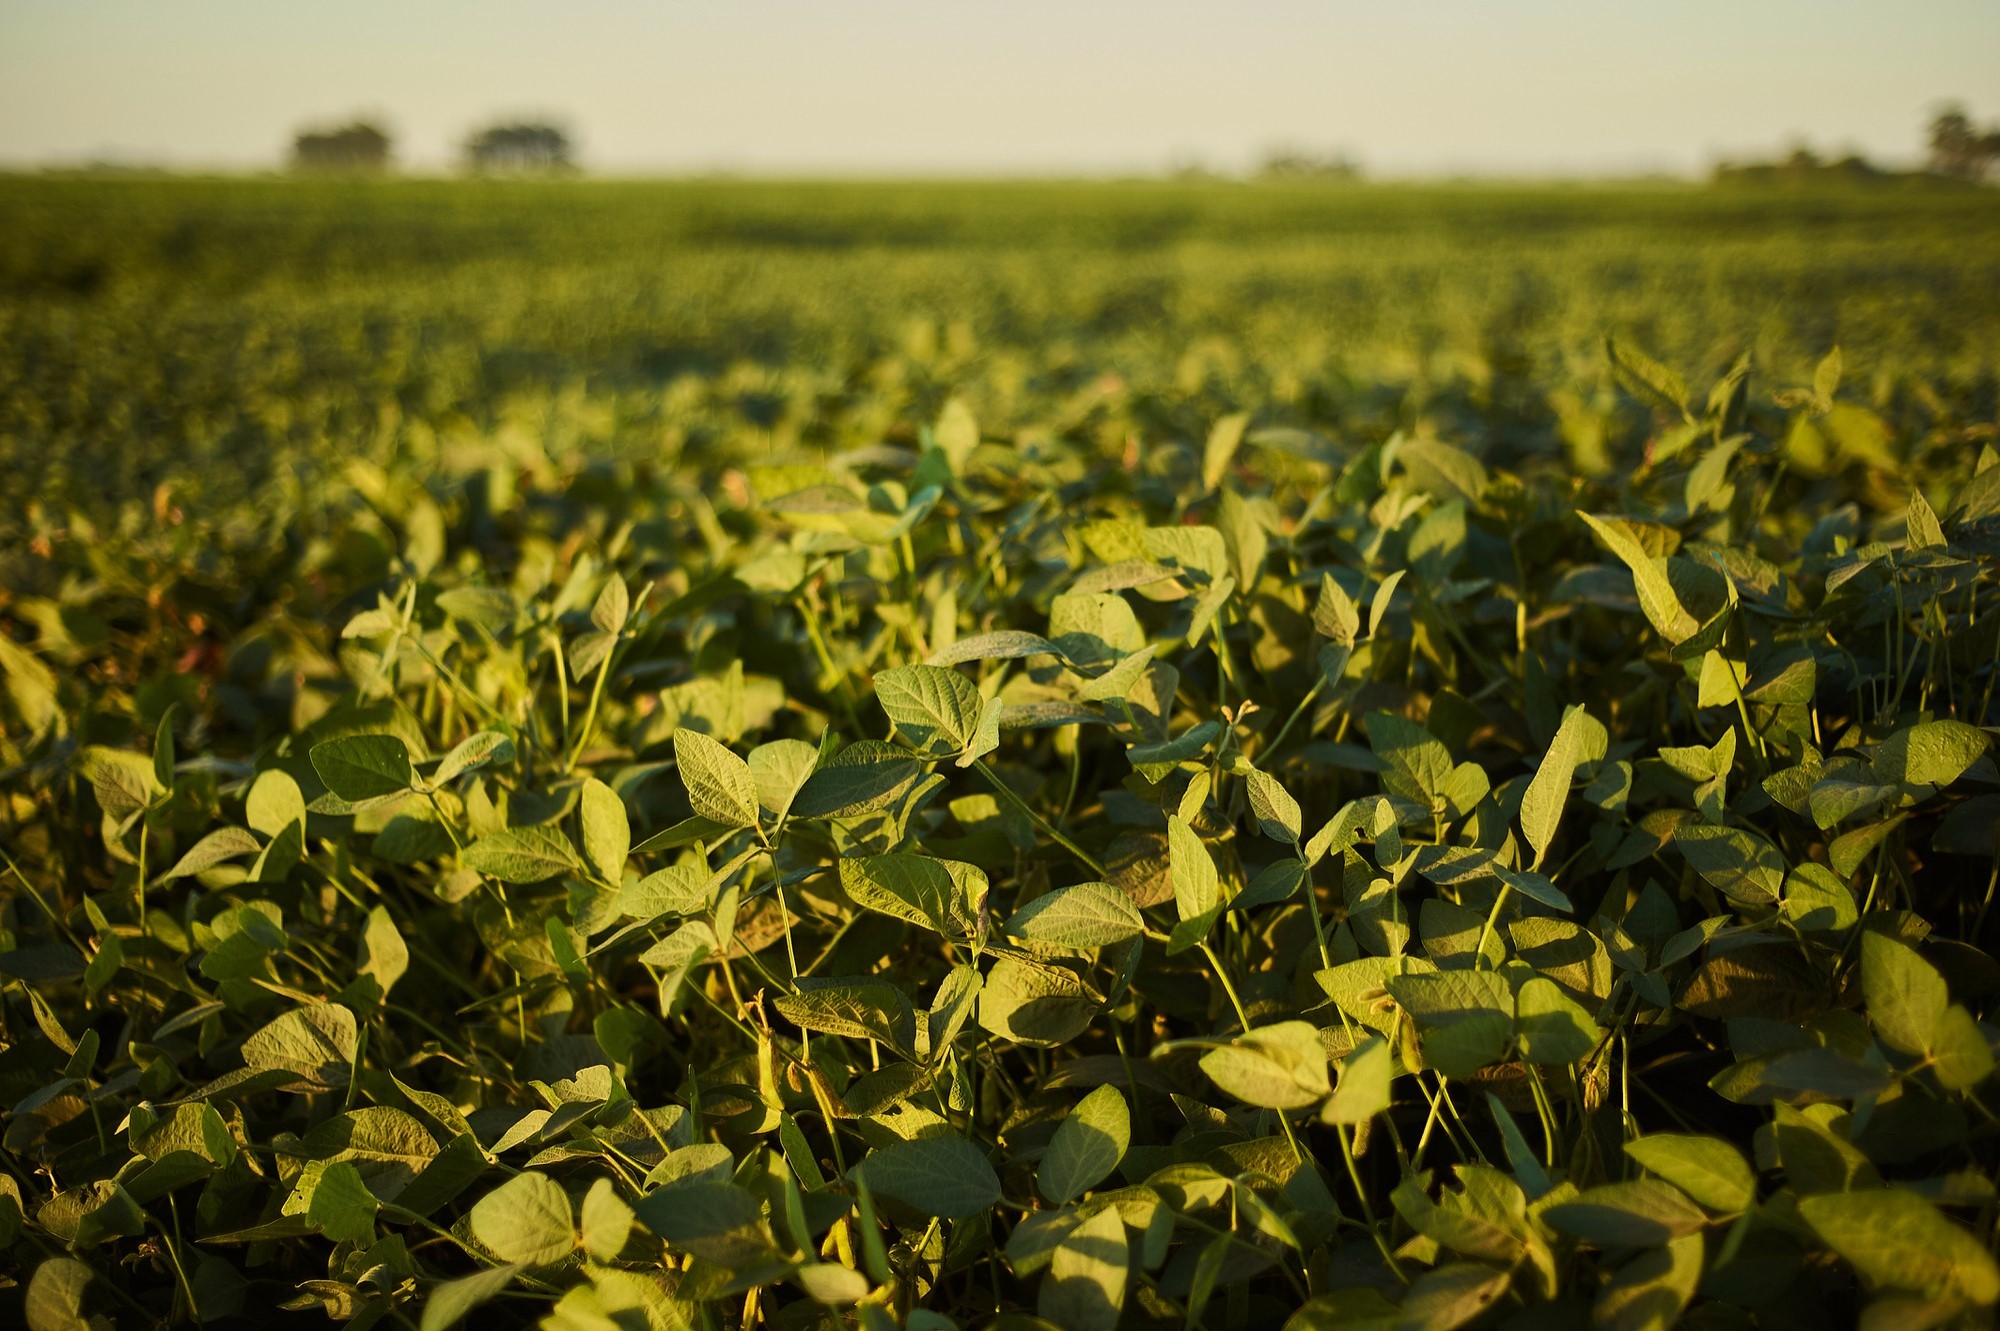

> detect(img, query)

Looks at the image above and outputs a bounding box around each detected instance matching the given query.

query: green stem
[1198,939,1252,1034]
[1260,673,1328,760]
[565,645,616,775]
[973,760,1104,875]
[1472,884,1512,970]
[1337,1122,1409,1285]
[136,817,150,937]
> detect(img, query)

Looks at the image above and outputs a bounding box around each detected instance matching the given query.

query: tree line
[1712,103,2000,187]
[290,118,576,175]
[295,103,2000,182]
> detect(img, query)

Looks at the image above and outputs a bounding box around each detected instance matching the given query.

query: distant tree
[1254,146,1361,181]
[463,121,577,175]
[1927,103,2000,181]
[290,119,393,174]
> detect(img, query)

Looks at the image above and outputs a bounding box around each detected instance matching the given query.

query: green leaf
[1799,1187,1999,1305]
[673,729,760,828]
[629,814,740,855]
[464,825,583,883]
[1543,1179,1707,1247]
[1283,1290,1398,1331]
[1199,1021,1331,1109]
[1872,719,1988,788]
[851,1135,1002,1220]
[1623,1134,1755,1213]
[619,862,708,922]
[77,745,165,820]
[774,977,916,1051]
[632,1181,775,1266]
[1593,1233,1702,1331]
[1932,1004,1998,1091]
[748,738,818,821]
[1368,568,1405,639]
[1396,440,1489,507]
[310,734,415,803]
[1578,512,1699,643]
[794,1264,870,1306]
[1672,823,1783,904]
[1038,1084,1130,1204]
[1168,814,1218,923]
[1606,336,1690,419]
[929,629,1064,667]
[636,921,717,1011]
[434,586,520,630]
[162,826,263,879]
[1244,767,1302,844]
[1491,864,1574,914]
[840,854,982,936]
[579,778,630,883]
[1313,572,1360,646]
[469,1171,575,1266]
[1908,487,1946,550]
[956,693,1004,768]
[1394,1263,1510,1331]
[1781,863,1858,934]
[151,708,176,788]
[874,664,983,756]
[1862,930,1948,1057]
[1520,704,1591,867]
[1202,411,1250,491]
[1322,1034,1393,1125]
[25,1257,95,1331]
[790,740,922,819]
[307,1160,378,1244]
[1128,721,1221,782]
[568,628,615,681]
[1812,345,1843,403]
[1038,1204,1129,1331]
[978,956,1101,1046]
[357,904,409,996]
[241,1003,358,1086]
[434,731,513,786]
[1366,710,1451,808]
[1008,881,1144,948]
[579,1177,634,1262]
[245,768,306,838]
[1513,977,1599,1065]
[591,575,630,635]
[935,395,979,467]
[419,1264,525,1331]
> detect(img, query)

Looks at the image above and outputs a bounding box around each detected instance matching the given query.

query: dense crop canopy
[2,180,1999,1330]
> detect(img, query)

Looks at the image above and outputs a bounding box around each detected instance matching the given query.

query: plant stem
[972,760,1104,875]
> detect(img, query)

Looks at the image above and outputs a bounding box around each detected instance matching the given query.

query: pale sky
[3,1,1996,177]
